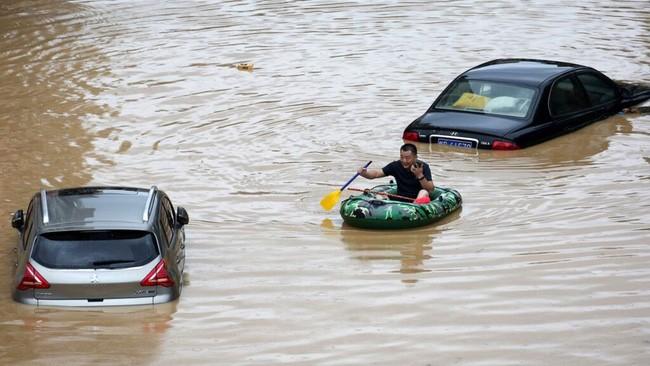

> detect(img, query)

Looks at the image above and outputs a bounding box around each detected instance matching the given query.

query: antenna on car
[40,190,49,224]
[142,186,158,222]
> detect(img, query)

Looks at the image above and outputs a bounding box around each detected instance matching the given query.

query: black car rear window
[32,230,159,269]
[436,78,536,118]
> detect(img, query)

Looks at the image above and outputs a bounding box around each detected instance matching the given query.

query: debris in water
[622,106,650,114]
[235,63,254,72]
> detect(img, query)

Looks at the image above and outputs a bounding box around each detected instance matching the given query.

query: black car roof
[463,59,589,86]
[39,186,156,230]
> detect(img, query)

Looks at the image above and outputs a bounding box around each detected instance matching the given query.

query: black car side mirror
[11,210,24,230]
[176,207,189,226]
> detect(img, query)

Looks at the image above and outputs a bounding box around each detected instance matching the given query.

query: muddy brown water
[1,1,650,365]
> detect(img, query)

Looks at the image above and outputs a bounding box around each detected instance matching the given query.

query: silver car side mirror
[176,207,189,226]
[11,210,24,230]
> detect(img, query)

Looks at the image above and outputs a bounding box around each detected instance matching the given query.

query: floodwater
[1,0,649,364]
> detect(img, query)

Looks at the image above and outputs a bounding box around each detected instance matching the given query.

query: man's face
[399,150,416,169]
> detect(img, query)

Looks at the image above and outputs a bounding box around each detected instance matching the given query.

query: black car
[402,59,650,150]
[10,186,189,306]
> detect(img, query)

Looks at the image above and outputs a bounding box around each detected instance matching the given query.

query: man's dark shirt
[382,160,432,199]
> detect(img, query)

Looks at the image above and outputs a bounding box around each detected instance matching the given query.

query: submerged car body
[10,186,189,307]
[403,59,650,150]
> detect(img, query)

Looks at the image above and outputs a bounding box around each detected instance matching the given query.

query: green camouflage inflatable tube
[339,184,462,230]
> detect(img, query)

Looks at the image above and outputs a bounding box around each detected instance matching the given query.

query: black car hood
[412,110,527,137]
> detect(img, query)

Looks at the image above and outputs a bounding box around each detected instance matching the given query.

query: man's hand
[410,161,424,178]
[357,166,368,177]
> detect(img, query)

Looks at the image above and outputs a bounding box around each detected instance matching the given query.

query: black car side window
[550,76,589,116]
[576,73,617,106]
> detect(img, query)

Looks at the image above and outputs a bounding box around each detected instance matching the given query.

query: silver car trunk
[32,260,158,302]
[26,229,164,305]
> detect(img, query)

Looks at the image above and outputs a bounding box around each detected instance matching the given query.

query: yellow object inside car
[452,92,490,110]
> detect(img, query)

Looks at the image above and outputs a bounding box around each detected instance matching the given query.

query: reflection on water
[423,114,634,168]
[341,227,435,281]
[1,0,650,364]
[333,209,461,284]
[0,302,175,365]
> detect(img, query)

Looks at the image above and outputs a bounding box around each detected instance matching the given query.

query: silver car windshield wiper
[92,259,136,266]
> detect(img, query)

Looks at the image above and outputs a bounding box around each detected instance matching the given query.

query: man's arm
[357,166,386,179]
[418,176,435,192]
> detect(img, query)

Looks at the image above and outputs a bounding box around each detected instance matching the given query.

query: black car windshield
[435,78,536,118]
[32,230,159,269]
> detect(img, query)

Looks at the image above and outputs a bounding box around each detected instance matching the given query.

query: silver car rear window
[32,230,159,269]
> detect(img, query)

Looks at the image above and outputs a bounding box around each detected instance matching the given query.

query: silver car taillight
[140,260,174,287]
[17,262,50,290]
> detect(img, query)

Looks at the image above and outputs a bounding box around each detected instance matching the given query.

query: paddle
[347,187,415,202]
[320,161,372,211]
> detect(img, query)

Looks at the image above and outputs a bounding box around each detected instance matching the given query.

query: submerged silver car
[10,186,189,307]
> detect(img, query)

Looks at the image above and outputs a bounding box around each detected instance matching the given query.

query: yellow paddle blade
[320,189,341,211]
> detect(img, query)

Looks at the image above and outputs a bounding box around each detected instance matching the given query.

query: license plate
[437,138,474,149]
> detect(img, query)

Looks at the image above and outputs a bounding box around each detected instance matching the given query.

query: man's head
[399,143,418,168]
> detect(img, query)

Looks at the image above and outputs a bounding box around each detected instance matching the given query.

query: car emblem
[450,131,458,136]
[90,272,99,284]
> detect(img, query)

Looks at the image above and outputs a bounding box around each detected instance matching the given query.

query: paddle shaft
[339,161,372,191]
[347,187,415,202]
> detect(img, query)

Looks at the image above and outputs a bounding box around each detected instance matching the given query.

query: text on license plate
[437,138,474,149]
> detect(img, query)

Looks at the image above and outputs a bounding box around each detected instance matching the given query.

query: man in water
[357,143,434,203]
